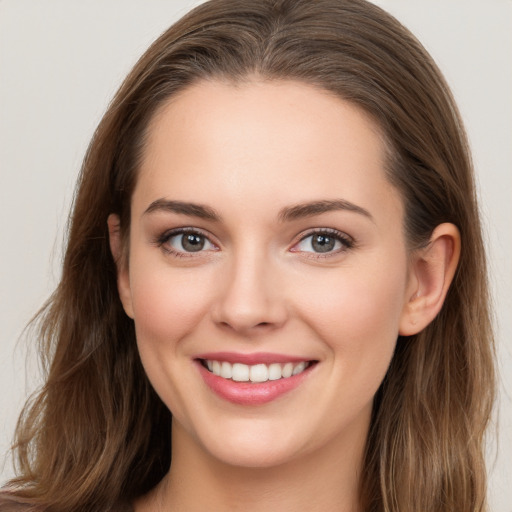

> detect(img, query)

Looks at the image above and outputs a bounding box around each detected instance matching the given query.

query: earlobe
[399,223,460,336]
[107,214,134,319]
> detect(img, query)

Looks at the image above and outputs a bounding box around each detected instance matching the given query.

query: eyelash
[155,227,354,259]
[291,228,355,258]
[156,227,217,258]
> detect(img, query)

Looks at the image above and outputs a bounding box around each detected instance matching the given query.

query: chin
[206,441,301,469]
[192,420,309,469]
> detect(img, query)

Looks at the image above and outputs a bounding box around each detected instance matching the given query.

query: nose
[210,251,287,335]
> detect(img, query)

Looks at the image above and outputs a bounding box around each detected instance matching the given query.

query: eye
[292,229,353,255]
[158,229,217,256]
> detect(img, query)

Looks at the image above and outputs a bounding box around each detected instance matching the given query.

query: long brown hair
[7,1,495,510]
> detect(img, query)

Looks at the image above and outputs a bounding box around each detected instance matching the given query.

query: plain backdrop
[0,1,511,510]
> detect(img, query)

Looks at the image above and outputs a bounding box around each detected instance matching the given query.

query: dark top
[0,493,134,512]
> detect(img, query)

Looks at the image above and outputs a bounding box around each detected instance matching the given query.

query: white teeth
[282,362,293,378]
[268,363,282,381]
[232,363,250,382]
[204,360,311,382]
[220,361,232,379]
[292,361,307,375]
[250,364,268,383]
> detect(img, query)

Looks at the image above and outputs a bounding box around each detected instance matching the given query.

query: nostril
[218,320,271,331]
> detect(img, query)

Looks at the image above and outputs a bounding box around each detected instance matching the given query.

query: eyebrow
[278,199,373,223]
[143,199,221,221]
[143,198,373,223]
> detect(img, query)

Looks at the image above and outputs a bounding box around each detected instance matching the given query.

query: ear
[107,214,134,319]
[399,223,460,336]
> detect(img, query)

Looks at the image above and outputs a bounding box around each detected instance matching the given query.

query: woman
[0,0,495,510]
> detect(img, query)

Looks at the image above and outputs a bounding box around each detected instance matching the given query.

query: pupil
[312,234,335,253]
[182,234,204,252]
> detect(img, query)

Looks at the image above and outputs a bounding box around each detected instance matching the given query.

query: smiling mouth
[199,359,316,383]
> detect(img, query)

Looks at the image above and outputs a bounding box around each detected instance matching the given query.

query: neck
[136,419,367,512]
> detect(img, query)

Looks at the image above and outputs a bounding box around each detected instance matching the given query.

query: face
[116,80,416,469]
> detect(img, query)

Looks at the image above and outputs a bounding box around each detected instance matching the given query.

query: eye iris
[182,233,205,252]
[312,234,335,253]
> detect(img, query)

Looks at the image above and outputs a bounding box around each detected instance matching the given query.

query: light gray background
[1,1,510,510]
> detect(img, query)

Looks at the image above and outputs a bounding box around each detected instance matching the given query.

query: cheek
[294,258,408,371]
[127,260,217,418]
[129,260,214,349]
[305,267,404,326]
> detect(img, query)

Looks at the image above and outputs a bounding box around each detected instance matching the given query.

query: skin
[109,79,460,512]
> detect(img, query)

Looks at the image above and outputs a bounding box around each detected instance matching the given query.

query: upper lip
[195,351,315,365]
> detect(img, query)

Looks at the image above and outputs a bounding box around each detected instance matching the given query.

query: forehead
[134,79,401,223]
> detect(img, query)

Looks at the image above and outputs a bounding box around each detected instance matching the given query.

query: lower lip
[196,361,315,406]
